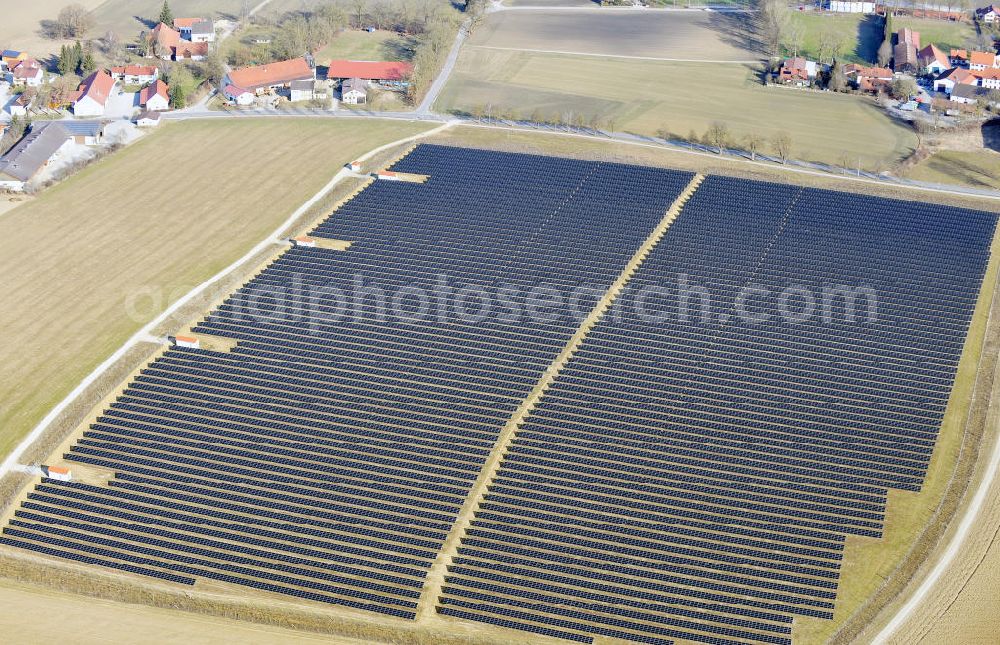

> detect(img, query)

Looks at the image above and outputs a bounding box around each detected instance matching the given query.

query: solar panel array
[439,176,998,644]
[0,146,697,619]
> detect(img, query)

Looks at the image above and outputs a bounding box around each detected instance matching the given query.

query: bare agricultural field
[468,10,760,60]
[436,49,918,166]
[0,0,105,58]
[0,118,431,460]
[88,0,244,44]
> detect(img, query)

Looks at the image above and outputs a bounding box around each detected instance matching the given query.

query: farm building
[223,84,254,105]
[327,60,413,88]
[8,58,44,88]
[134,110,162,127]
[918,44,949,75]
[139,80,170,111]
[58,121,104,145]
[341,77,367,104]
[893,28,920,73]
[69,70,116,117]
[824,0,875,11]
[950,83,993,104]
[0,122,76,191]
[289,79,322,102]
[174,41,208,61]
[223,58,315,95]
[148,22,181,60]
[110,64,158,85]
[933,66,978,93]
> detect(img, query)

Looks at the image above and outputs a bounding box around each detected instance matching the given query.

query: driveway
[102,90,139,120]
[0,82,11,121]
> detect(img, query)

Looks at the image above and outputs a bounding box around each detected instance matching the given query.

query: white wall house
[825,0,875,12]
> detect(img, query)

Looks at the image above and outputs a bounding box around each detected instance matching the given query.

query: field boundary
[470,44,761,64]
[415,173,705,621]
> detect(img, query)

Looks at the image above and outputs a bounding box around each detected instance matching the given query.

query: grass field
[892,16,979,52]
[903,150,1000,190]
[436,49,918,167]
[790,12,882,64]
[0,118,431,460]
[468,10,760,60]
[89,0,243,43]
[316,29,412,63]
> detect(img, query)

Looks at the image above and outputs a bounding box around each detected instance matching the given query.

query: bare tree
[755,0,791,57]
[744,132,763,160]
[771,132,792,163]
[781,20,805,57]
[707,122,730,154]
[877,40,892,67]
[55,3,95,38]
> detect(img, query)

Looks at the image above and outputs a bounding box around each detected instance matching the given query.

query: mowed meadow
[437,11,918,167]
[0,118,431,458]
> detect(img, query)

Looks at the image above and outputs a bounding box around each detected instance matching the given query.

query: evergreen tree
[170,83,186,108]
[81,44,96,75]
[73,41,84,74]
[57,45,71,76]
[159,1,173,26]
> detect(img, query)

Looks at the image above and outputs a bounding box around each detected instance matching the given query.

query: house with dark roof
[174,17,215,42]
[0,123,75,191]
[950,83,994,105]
[934,66,978,94]
[341,77,367,104]
[976,3,999,22]
[223,57,315,95]
[135,110,162,127]
[70,70,117,117]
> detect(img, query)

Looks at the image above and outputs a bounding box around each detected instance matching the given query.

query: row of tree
[56,41,96,77]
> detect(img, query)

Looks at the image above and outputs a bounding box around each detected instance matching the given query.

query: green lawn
[903,150,1000,190]
[316,29,413,64]
[892,16,979,51]
[437,49,918,167]
[790,12,882,64]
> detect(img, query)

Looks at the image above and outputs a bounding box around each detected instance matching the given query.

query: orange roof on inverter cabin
[47,465,70,474]
[175,335,198,342]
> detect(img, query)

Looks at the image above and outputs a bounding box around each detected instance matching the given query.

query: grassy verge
[0,118,432,460]
[891,16,979,52]
[902,150,1000,191]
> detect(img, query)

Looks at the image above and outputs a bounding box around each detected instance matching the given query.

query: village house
[979,68,1000,90]
[9,93,30,117]
[69,70,116,117]
[893,28,920,74]
[8,58,44,88]
[976,4,999,23]
[969,51,1000,71]
[327,60,414,88]
[950,49,969,67]
[139,79,170,111]
[223,84,254,105]
[174,40,208,61]
[341,77,367,104]
[844,64,894,93]
[174,18,215,43]
[934,66,978,93]
[1,49,27,69]
[223,57,315,96]
[777,57,817,86]
[110,64,158,85]
[0,122,75,191]
[148,23,180,60]
[918,44,949,75]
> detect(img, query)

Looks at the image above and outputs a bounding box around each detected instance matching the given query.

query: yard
[902,150,1000,190]
[892,16,979,52]
[789,12,882,64]
[0,118,432,459]
[436,49,918,167]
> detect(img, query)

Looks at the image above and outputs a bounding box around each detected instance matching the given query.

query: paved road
[416,20,470,115]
